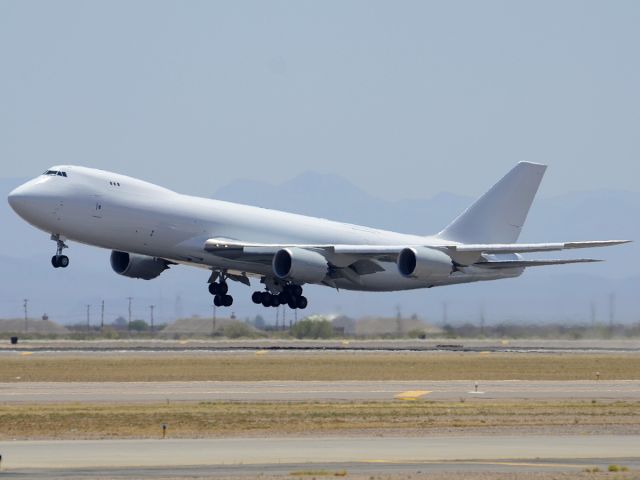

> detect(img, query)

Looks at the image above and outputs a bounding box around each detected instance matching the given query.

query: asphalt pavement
[1,379,638,403]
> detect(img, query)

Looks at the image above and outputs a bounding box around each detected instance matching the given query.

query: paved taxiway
[0,435,638,471]
[1,379,639,403]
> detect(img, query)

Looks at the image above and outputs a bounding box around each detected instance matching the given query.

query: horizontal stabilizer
[474,258,601,269]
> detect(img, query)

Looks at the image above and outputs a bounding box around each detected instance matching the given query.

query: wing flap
[450,240,630,254]
[474,258,602,269]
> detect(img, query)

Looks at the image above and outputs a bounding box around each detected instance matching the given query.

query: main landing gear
[251,284,307,310]
[51,235,69,269]
[209,279,233,307]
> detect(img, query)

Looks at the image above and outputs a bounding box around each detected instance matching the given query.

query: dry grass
[0,400,638,440]
[1,352,639,382]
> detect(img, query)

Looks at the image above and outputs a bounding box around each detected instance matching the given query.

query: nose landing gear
[51,234,69,269]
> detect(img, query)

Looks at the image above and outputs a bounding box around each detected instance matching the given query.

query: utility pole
[480,304,486,335]
[590,301,596,327]
[101,300,105,330]
[23,299,28,334]
[149,305,155,332]
[609,293,616,336]
[127,297,133,332]
[86,304,91,331]
[211,301,217,336]
[442,301,448,324]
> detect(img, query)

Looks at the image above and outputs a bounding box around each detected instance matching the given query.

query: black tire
[213,295,222,307]
[288,300,297,309]
[251,292,262,304]
[270,295,281,307]
[290,285,303,297]
[261,295,271,308]
[223,295,233,307]
[58,255,69,268]
[219,283,229,295]
[51,256,60,268]
[297,296,308,309]
[208,283,219,295]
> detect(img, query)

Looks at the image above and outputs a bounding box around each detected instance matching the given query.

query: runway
[2,338,640,353]
[2,379,639,403]
[0,435,638,476]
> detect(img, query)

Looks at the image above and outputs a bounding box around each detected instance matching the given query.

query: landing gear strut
[208,274,233,307]
[51,235,69,269]
[251,284,307,309]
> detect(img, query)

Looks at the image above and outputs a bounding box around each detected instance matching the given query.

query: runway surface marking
[394,390,431,400]
[1,380,639,403]
[0,435,637,469]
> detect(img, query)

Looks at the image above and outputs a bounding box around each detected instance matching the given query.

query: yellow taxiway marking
[341,340,350,346]
[19,352,33,356]
[178,340,189,345]
[394,390,431,400]
[255,350,268,355]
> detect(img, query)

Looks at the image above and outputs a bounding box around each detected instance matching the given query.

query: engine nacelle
[397,247,453,279]
[110,251,169,280]
[272,247,328,284]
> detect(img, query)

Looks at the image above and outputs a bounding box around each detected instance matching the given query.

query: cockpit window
[43,170,68,177]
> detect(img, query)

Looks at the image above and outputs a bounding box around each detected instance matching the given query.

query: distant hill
[0,318,69,335]
[0,174,637,324]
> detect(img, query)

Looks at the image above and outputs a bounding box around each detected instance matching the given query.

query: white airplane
[7,162,629,310]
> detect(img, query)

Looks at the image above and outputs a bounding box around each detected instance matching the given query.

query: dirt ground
[0,399,638,440]
[1,352,639,382]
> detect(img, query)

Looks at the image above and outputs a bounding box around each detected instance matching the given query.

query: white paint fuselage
[8,165,520,291]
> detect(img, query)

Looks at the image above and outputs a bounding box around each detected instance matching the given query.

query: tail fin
[437,162,547,244]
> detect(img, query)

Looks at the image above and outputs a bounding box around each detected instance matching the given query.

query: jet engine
[397,247,453,279]
[110,251,169,280]
[272,247,328,284]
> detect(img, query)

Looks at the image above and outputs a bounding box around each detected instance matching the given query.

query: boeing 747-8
[7,162,629,309]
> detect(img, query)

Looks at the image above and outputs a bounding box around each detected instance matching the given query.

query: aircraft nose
[8,183,29,212]
[7,181,42,219]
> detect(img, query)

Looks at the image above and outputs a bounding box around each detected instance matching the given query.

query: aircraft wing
[203,238,630,268]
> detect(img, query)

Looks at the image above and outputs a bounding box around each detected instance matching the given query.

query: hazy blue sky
[1,1,639,200]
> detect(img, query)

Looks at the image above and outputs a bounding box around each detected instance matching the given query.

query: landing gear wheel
[251,291,262,304]
[288,300,298,309]
[58,255,69,268]
[270,295,281,307]
[261,295,271,308]
[213,295,223,307]
[296,296,308,309]
[51,256,60,268]
[222,295,233,307]
[290,285,303,297]
[208,282,229,296]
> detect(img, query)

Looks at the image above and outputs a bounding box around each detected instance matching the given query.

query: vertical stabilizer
[437,162,547,244]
